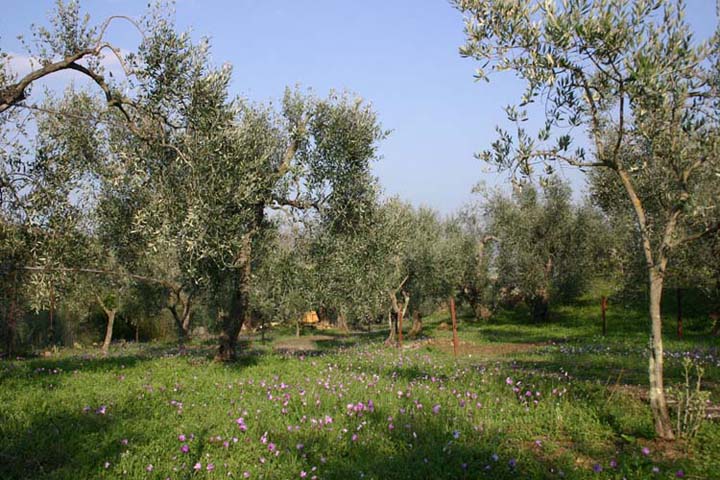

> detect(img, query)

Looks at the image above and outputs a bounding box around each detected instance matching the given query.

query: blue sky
[2,0,718,213]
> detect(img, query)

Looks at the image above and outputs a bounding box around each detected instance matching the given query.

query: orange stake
[450,297,458,357]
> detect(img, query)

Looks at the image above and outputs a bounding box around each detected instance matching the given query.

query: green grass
[1,299,719,479]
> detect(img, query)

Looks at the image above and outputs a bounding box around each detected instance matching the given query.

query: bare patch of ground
[272,335,338,352]
[416,338,544,357]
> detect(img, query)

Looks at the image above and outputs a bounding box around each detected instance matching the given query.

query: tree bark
[617,167,675,439]
[336,313,350,333]
[48,285,55,345]
[389,282,409,347]
[676,288,683,339]
[466,291,480,321]
[531,291,550,323]
[6,304,17,356]
[216,243,252,362]
[530,257,553,323]
[216,200,270,362]
[385,310,397,345]
[649,270,674,439]
[101,308,116,356]
[4,280,18,356]
[601,295,608,336]
[398,308,403,347]
[450,297,458,357]
[407,311,423,338]
[169,290,192,353]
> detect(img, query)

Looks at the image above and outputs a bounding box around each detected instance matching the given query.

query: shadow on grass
[1,406,126,479]
[281,408,631,480]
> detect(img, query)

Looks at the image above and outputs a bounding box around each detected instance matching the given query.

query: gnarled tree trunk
[530,256,553,323]
[96,296,117,357]
[169,289,193,353]
[531,290,550,323]
[407,311,423,338]
[388,279,409,346]
[216,235,253,362]
[4,289,18,356]
[336,312,350,333]
[385,310,397,345]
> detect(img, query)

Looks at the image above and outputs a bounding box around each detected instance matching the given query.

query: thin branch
[271,195,320,211]
[95,15,145,48]
[23,265,179,291]
[675,222,720,247]
[532,150,605,168]
[611,80,625,166]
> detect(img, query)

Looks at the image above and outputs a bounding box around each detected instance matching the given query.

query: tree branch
[675,222,720,247]
[1,49,96,112]
[270,195,319,211]
[23,266,179,291]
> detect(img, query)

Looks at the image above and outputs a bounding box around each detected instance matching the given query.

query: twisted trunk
[169,290,193,352]
[407,311,423,338]
[385,311,397,345]
[216,201,265,362]
[96,297,116,356]
[531,290,550,323]
[336,313,350,333]
[216,237,252,362]
[601,295,608,336]
[388,279,409,346]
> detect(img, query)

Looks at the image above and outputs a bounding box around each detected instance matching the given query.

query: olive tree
[389,208,466,338]
[455,201,498,322]
[2,2,386,361]
[483,179,605,322]
[1,2,203,350]
[455,0,720,438]
[251,224,316,337]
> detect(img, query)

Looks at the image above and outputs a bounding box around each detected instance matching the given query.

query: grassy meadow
[1,296,719,480]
